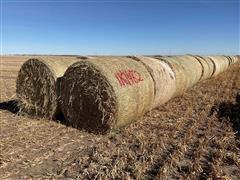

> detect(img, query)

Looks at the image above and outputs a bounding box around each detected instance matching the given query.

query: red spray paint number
[115,70,144,87]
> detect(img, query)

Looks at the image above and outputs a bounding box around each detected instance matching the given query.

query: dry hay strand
[60,56,154,134]
[207,56,230,77]
[16,56,79,119]
[131,56,176,108]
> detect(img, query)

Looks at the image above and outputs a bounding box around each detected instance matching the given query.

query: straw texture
[228,55,239,64]
[175,55,203,87]
[60,57,154,133]
[154,55,203,96]
[133,56,176,108]
[190,55,215,81]
[16,56,79,118]
[208,56,230,77]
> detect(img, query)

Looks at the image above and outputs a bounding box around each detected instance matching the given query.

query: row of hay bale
[16,55,239,133]
[16,56,88,118]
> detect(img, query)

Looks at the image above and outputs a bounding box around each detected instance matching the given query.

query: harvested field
[0,56,239,179]
[0,56,31,102]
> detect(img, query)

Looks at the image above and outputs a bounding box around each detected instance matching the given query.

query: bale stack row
[128,56,176,108]
[16,55,239,133]
[16,56,84,118]
[154,55,204,97]
[190,55,215,80]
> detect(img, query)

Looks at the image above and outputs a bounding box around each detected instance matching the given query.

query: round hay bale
[190,55,215,80]
[224,55,234,65]
[133,56,176,108]
[154,56,188,97]
[223,55,234,67]
[60,57,155,133]
[155,55,202,96]
[228,55,239,64]
[236,55,240,63]
[16,56,80,118]
[174,55,203,87]
[208,56,230,77]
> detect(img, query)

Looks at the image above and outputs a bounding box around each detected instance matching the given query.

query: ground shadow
[54,111,70,126]
[0,100,20,113]
[210,94,240,138]
[0,99,71,129]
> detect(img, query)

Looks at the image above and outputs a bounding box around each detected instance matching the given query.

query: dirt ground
[0,56,239,179]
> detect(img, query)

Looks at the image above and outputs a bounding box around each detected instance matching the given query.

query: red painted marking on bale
[115,70,144,87]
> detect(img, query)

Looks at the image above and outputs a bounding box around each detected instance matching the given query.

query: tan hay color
[154,55,202,97]
[175,55,203,87]
[154,56,188,97]
[228,55,239,64]
[190,55,215,81]
[208,56,230,77]
[16,56,80,118]
[133,56,176,108]
[60,56,154,133]
[224,56,234,65]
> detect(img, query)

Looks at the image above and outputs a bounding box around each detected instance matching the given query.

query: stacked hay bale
[154,55,202,97]
[189,55,215,81]
[229,55,239,64]
[154,56,188,97]
[224,56,234,66]
[16,54,239,133]
[129,56,176,108]
[207,56,230,77]
[175,55,203,87]
[16,56,80,118]
[59,56,155,133]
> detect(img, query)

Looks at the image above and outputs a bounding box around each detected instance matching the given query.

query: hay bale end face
[16,57,79,118]
[60,57,155,133]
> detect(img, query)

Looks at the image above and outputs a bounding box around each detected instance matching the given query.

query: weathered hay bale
[228,55,239,64]
[131,56,176,108]
[175,55,203,87]
[208,56,230,77]
[155,55,202,96]
[236,55,240,63]
[154,56,188,97]
[190,55,215,80]
[16,56,80,118]
[224,56,234,65]
[60,57,155,133]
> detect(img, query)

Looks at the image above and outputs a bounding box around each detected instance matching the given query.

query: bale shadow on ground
[0,100,20,113]
[210,94,240,138]
[54,111,69,126]
[0,99,69,126]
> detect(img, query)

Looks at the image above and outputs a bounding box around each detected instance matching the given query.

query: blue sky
[1,0,239,55]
